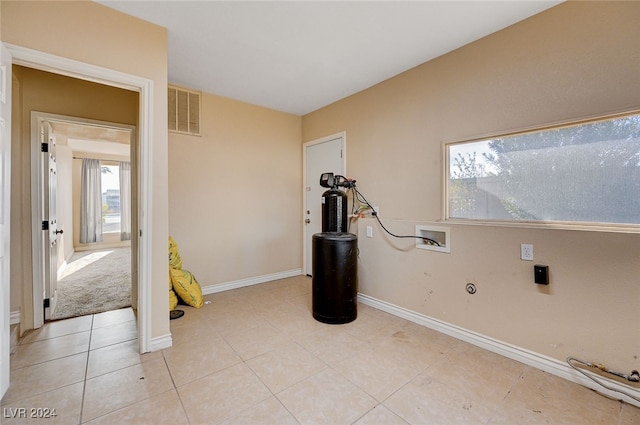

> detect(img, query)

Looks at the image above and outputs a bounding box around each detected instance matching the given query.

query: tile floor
[2,276,639,424]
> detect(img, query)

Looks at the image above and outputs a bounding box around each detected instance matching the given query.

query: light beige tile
[2,353,87,404]
[92,307,136,329]
[83,389,189,425]
[223,322,290,360]
[219,396,299,425]
[6,276,628,425]
[354,405,409,425]
[0,382,83,424]
[263,276,311,299]
[87,339,162,379]
[247,341,326,393]
[296,326,370,367]
[264,306,326,339]
[203,289,242,306]
[20,315,93,344]
[170,315,221,345]
[170,301,214,326]
[490,366,622,425]
[342,307,406,342]
[425,344,524,407]
[163,335,241,387]
[202,300,264,337]
[369,327,452,371]
[486,404,619,425]
[384,374,497,425]
[89,320,137,350]
[399,320,461,353]
[620,402,640,424]
[277,368,377,425]
[332,343,422,402]
[10,331,90,370]
[82,357,174,422]
[178,363,271,425]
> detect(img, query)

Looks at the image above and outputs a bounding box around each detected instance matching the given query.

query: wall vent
[168,85,201,136]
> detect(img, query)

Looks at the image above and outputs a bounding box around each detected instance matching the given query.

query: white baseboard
[201,269,302,295]
[10,310,20,325]
[149,333,172,352]
[10,323,20,355]
[358,293,640,408]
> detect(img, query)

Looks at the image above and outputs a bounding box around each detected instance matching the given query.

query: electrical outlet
[521,244,534,261]
[366,226,373,238]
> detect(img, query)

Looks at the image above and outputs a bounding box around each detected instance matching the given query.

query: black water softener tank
[312,232,358,324]
[321,188,348,232]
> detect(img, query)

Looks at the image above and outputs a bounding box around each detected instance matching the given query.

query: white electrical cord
[567,357,640,403]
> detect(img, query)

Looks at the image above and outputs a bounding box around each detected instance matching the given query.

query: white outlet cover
[520,244,534,261]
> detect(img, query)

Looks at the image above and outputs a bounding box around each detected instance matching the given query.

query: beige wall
[302,1,640,371]
[2,1,169,342]
[168,92,302,285]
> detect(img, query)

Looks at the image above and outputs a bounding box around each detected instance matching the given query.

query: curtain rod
[73,157,130,162]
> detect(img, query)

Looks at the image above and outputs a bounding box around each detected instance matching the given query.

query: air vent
[168,86,201,136]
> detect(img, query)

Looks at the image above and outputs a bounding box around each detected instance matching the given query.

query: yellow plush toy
[168,236,204,309]
[170,268,204,308]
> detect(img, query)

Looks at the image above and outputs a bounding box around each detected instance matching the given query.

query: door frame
[8,43,154,353]
[0,43,12,399]
[302,131,346,276]
[30,112,135,326]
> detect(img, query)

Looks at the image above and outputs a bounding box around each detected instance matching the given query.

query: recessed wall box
[415,225,450,253]
[534,265,549,285]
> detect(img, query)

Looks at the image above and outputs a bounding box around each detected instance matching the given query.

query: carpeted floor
[50,248,132,321]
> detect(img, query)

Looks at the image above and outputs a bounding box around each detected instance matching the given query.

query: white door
[303,133,345,276]
[42,122,59,320]
[0,43,13,400]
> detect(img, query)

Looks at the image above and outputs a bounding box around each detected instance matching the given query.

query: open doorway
[36,116,135,322]
[8,44,155,353]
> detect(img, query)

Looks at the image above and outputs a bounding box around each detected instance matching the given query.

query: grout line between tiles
[78,313,94,425]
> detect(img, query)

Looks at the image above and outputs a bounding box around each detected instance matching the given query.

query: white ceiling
[51,121,131,157]
[97,1,561,115]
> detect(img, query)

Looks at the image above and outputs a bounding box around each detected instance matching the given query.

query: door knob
[55,229,64,235]
[305,219,311,224]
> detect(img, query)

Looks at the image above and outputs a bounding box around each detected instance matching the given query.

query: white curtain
[80,159,103,243]
[119,161,131,241]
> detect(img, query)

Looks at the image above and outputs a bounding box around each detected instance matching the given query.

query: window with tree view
[446,113,640,226]
[101,164,121,233]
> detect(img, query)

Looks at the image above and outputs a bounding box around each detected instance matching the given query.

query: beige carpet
[50,248,132,321]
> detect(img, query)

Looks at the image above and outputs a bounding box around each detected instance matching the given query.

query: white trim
[302,132,347,276]
[0,45,12,399]
[201,269,302,295]
[149,333,172,352]
[6,44,154,354]
[30,114,44,328]
[9,311,20,326]
[358,293,640,408]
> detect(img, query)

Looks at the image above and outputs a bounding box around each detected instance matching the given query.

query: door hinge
[42,220,49,231]
[41,142,49,152]
[43,298,50,308]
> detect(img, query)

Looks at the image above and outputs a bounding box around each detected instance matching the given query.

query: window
[101,164,120,234]
[446,113,640,227]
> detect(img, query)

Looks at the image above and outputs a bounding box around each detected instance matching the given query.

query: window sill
[442,218,640,234]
